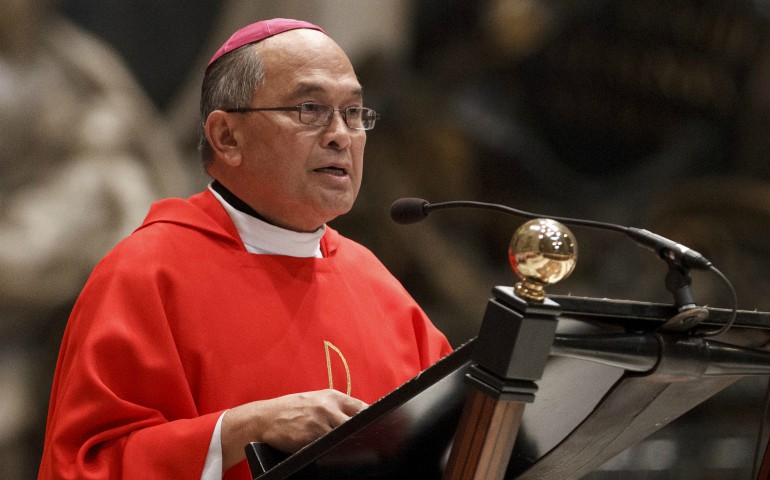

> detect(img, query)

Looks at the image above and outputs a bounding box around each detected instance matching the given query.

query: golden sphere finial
[508,218,578,301]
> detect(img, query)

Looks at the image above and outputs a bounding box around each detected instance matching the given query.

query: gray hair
[198,44,265,168]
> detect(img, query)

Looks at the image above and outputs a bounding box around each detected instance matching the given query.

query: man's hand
[221,389,368,470]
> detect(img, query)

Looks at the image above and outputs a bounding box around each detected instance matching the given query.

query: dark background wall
[4,1,770,478]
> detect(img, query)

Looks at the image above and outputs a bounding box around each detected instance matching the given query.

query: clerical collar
[208,181,324,258]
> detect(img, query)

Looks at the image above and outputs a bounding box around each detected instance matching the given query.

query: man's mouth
[314,166,348,177]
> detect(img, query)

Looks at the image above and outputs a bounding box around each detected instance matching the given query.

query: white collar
[208,184,324,258]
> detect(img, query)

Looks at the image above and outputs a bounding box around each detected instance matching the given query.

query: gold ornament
[508,219,577,301]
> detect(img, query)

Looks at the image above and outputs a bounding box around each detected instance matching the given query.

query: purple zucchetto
[207,18,326,67]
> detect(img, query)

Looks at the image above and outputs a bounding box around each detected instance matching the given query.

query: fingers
[323,388,369,419]
[301,389,368,432]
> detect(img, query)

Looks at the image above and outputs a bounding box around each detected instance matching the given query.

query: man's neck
[210,180,269,222]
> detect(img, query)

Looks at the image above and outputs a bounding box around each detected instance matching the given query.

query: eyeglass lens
[298,103,377,130]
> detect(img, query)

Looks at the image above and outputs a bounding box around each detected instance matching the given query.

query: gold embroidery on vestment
[324,340,351,395]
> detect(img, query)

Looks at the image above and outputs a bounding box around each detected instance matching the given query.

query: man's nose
[322,111,353,149]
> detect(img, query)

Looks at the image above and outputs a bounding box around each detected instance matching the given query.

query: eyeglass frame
[224,102,379,131]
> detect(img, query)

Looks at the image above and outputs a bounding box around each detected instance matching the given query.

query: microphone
[390,197,712,271]
[389,198,431,224]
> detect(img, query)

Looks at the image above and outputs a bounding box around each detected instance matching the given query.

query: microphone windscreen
[390,198,430,224]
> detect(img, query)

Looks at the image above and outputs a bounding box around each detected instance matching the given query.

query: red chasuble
[38,190,452,480]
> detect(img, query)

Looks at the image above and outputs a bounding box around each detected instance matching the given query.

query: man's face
[225,29,366,232]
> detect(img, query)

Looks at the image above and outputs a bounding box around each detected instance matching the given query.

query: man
[38,18,452,480]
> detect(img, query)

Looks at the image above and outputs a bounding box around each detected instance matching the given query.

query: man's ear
[205,110,242,167]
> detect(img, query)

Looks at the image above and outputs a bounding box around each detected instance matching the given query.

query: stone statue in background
[0,1,195,476]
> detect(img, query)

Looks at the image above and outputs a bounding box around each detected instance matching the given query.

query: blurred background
[2,0,770,478]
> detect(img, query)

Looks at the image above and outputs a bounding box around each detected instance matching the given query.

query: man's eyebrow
[290,82,364,100]
[291,83,324,96]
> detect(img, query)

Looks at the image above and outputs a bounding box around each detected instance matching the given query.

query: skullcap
[208,18,326,67]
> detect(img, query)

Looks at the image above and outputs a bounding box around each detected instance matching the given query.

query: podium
[245,213,770,479]
[246,287,770,480]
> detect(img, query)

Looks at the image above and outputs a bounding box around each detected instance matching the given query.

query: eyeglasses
[225,102,379,130]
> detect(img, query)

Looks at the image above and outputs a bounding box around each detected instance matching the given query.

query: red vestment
[38,190,451,479]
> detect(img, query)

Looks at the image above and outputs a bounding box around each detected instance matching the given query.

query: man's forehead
[256,43,363,101]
